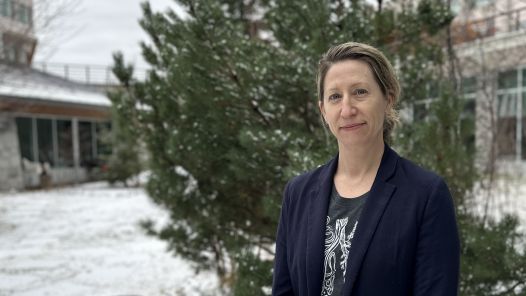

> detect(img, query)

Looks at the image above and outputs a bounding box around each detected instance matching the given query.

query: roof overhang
[0,64,112,109]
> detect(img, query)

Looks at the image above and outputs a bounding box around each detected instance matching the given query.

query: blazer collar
[305,144,399,295]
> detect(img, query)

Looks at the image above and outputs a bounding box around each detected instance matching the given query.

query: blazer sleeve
[272,181,294,296]
[413,178,460,296]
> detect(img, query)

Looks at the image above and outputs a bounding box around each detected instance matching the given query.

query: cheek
[370,101,388,125]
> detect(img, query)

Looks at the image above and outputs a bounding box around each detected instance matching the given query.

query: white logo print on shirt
[321,217,358,296]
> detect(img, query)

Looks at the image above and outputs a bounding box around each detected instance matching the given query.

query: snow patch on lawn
[0,182,218,296]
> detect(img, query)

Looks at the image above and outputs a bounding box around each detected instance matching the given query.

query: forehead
[324,59,376,88]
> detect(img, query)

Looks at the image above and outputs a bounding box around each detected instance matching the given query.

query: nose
[340,96,357,118]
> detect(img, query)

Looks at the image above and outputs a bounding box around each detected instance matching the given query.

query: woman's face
[319,59,390,148]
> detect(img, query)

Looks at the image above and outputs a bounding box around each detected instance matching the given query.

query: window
[57,119,74,167]
[25,5,31,25]
[15,117,109,169]
[16,3,29,24]
[15,117,34,162]
[79,121,95,167]
[469,0,492,9]
[461,77,477,118]
[450,0,461,14]
[460,77,477,151]
[462,77,477,95]
[497,94,517,157]
[496,69,525,160]
[37,118,54,166]
[1,0,12,18]
[498,70,517,89]
[463,99,476,118]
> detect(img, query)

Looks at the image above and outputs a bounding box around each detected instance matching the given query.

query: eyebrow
[326,82,370,92]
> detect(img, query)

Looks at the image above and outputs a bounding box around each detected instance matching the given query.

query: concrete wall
[0,113,24,190]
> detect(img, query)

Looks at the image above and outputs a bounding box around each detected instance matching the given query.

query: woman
[272,42,460,296]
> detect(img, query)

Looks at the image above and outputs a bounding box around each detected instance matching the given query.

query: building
[0,0,111,190]
[0,0,35,65]
[451,0,526,173]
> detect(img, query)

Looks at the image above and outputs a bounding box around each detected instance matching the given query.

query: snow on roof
[0,64,111,107]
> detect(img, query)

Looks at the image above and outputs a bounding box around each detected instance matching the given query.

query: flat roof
[0,64,111,108]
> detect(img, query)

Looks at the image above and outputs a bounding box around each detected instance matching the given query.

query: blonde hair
[317,42,400,144]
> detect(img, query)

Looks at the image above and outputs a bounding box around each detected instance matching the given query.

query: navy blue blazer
[272,145,460,296]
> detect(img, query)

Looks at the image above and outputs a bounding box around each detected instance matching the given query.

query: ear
[386,94,394,110]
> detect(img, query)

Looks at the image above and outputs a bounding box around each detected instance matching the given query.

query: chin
[337,136,383,148]
[337,138,367,147]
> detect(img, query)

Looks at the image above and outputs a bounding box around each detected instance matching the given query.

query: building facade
[451,0,526,173]
[0,0,35,65]
[0,0,112,191]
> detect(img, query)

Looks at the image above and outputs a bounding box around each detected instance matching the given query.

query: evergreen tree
[110,0,526,294]
[105,53,144,186]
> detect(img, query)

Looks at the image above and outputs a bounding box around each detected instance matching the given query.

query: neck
[336,138,385,180]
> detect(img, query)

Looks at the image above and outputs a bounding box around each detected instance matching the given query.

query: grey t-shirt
[321,184,368,296]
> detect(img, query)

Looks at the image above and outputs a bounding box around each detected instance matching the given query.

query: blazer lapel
[342,145,399,294]
[306,155,338,296]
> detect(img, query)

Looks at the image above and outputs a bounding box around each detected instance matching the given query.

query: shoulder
[282,156,336,204]
[391,154,453,215]
[394,155,446,190]
[285,163,327,195]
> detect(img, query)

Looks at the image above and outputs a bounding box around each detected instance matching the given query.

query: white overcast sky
[34,0,184,69]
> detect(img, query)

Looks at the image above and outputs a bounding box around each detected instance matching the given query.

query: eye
[327,93,342,101]
[354,89,368,97]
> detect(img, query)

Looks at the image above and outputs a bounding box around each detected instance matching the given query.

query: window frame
[496,67,525,161]
[14,113,111,169]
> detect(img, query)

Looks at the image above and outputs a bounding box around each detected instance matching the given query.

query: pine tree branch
[494,280,526,296]
[223,56,272,127]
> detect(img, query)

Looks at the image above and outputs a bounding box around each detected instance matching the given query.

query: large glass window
[57,119,74,167]
[497,94,517,158]
[37,118,54,166]
[15,117,34,162]
[496,68,526,160]
[14,117,110,169]
[79,121,95,167]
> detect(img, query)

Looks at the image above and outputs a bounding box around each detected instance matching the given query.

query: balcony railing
[451,7,526,44]
[32,62,148,86]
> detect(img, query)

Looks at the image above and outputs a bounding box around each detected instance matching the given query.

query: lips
[340,122,366,130]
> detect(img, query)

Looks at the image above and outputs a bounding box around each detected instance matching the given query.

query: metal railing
[451,6,526,44]
[32,62,148,86]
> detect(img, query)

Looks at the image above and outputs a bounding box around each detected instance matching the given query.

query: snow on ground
[470,176,526,235]
[0,182,218,296]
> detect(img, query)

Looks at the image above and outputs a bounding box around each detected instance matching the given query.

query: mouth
[340,122,366,130]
